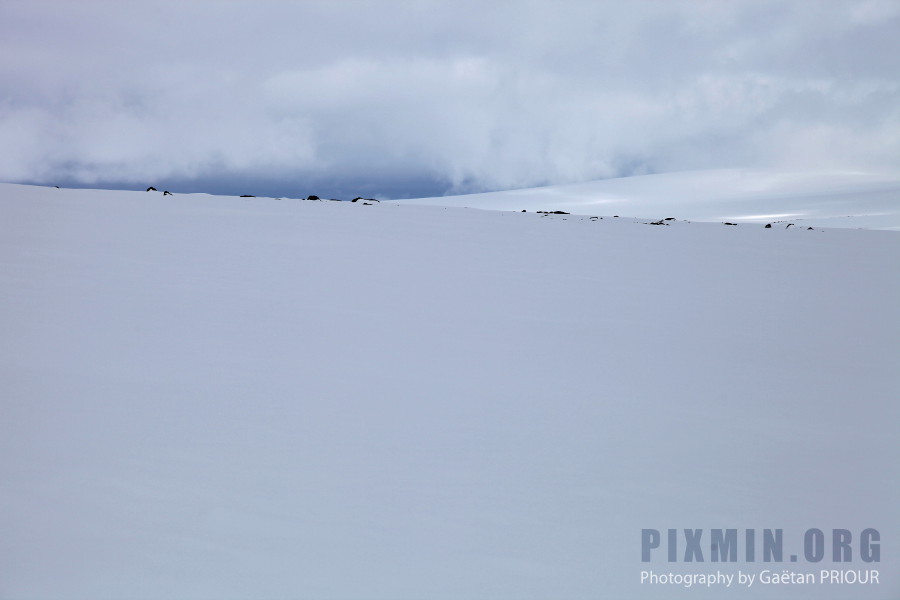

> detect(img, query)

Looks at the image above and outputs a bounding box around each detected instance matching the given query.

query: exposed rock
[163,191,172,196]
[765,224,772,228]
[146,186,157,192]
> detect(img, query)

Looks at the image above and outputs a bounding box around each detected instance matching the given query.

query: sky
[1,0,899,199]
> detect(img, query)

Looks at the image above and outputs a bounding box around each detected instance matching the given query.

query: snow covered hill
[1,181,898,599]
[403,169,900,231]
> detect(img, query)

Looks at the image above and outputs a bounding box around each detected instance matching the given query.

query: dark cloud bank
[2,0,898,198]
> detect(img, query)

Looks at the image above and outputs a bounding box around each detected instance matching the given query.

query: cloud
[1,0,898,197]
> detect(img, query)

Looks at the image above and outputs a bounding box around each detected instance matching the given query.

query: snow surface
[1,180,898,599]
[402,169,900,231]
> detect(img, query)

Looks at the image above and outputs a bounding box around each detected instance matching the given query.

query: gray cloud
[1,0,898,197]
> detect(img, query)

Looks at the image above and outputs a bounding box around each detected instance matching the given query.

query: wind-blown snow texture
[1,180,898,599]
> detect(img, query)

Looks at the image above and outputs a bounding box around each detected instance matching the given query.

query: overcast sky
[2,0,899,198]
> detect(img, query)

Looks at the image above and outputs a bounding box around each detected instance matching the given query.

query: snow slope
[1,182,898,599]
[402,169,900,230]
